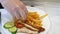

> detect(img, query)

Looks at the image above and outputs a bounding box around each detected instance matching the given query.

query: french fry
[40,14,48,19]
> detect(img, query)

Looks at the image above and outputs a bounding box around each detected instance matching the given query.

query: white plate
[1,6,50,34]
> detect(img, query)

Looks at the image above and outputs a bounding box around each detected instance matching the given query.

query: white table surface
[35,2,60,34]
[0,2,60,34]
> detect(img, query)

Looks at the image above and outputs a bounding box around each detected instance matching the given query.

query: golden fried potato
[26,12,42,28]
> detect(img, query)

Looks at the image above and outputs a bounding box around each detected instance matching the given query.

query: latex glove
[0,0,28,21]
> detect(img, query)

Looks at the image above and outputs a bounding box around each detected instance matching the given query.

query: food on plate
[17,27,39,34]
[4,12,48,34]
[4,21,14,29]
[14,22,24,28]
[4,22,17,34]
[25,12,45,33]
[40,14,48,19]
[26,12,42,29]
[9,27,17,32]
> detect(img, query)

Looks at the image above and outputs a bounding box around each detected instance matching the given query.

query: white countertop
[0,2,60,34]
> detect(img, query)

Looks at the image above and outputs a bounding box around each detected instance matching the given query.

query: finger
[14,0,28,16]
[15,7,26,20]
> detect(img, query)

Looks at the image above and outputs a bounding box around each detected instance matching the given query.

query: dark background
[0,3,4,9]
[0,3,1,34]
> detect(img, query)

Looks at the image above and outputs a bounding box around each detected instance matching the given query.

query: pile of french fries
[26,12,42,28]
[25,12,48,29]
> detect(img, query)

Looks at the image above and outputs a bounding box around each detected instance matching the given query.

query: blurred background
[0,0,60,34]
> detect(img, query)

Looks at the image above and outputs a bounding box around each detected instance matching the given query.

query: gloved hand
[0,0,28,21]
